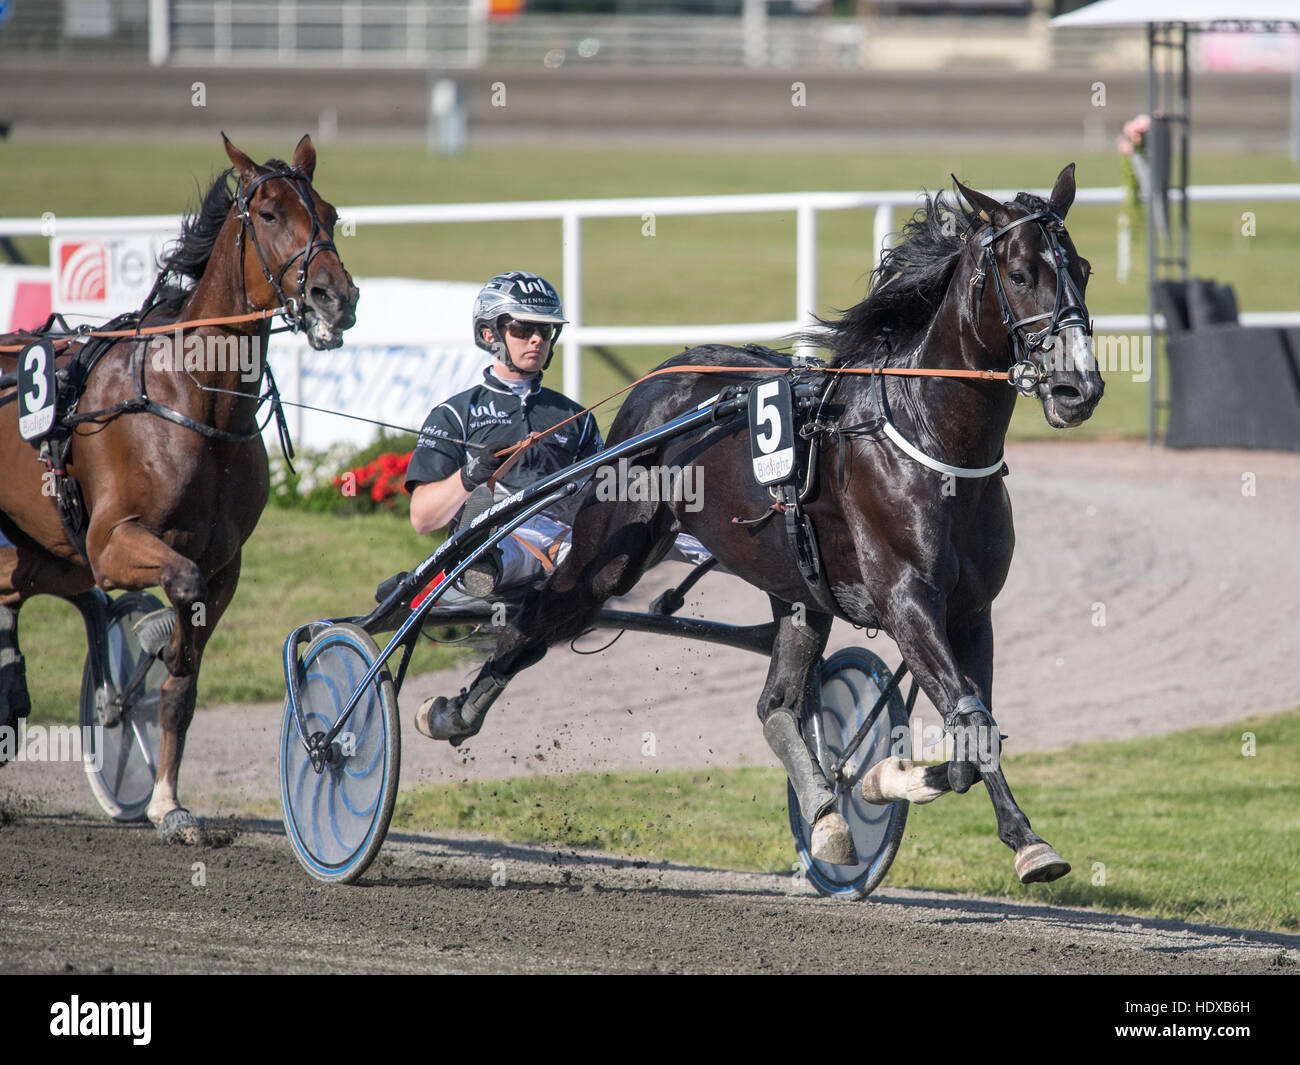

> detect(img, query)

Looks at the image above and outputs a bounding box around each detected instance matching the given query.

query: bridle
[234,165,341,333]
[971,207,1093,397]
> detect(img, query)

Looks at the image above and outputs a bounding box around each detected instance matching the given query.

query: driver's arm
[410,476,471,534]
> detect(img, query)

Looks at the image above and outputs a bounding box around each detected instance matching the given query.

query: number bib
[17,339,57,441]
[748,377,796,486]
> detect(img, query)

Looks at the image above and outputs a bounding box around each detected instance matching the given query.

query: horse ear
[1049,162,1077,219]
[951,175,1008,227]
[221,132,259,185]
[291,135,317,181]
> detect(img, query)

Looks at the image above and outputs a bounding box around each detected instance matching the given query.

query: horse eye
[1008,271,1027,285]
[259,210,277,224]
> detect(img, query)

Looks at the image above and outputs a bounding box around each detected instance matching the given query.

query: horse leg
[0,538,95,750]
[84,517,213,840]
[417,496,673,745]
[0,548,28,742]
[758,597,857,865]
[948,610,1069,883]
[0,597,29,747]
[866,597,1068,883]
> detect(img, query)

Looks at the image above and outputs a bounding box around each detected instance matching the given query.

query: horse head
[221,133,358,350]
[954,164,1103,428]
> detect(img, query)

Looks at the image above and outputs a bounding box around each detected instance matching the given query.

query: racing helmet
[472,270,567,371]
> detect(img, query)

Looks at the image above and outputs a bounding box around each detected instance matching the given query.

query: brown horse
[0,135,357,840]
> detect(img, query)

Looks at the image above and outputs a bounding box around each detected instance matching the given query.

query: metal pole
[562,212,582,402]
[1146,22,1159,447]
[1179,23,1189,282]
[148,0,170,66]
[872,203,894,271]
[1293,63,1300,163]
[795,203,817,358]
[743,0,767,68]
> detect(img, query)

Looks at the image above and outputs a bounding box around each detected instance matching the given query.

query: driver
[404,271,603,738]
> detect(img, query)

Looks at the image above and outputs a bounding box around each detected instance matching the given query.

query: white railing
[168,0,489,68]
[4,183,1299,402]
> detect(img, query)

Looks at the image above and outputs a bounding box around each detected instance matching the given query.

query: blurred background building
[0,1,1295,149]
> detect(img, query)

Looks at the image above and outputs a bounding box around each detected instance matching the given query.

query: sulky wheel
[80,591,169,822]
[788,646,910,900]
[279,623,399,884]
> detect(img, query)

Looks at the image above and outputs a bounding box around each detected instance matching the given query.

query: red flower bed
[333,450,413,512]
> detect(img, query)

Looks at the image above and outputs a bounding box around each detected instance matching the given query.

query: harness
[972,207,1093,395]
[233,164,341,332]
[730,350,841,614]
[733,206,1092,608]
[867,206,1094,480]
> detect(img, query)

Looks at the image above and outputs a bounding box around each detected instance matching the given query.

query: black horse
[424,165,1102,882]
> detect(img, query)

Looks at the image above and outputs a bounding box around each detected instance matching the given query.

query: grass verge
[393,708,1300,932]
[20,507,465,723]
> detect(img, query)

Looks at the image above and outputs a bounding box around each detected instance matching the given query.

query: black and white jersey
[405,368,603,514]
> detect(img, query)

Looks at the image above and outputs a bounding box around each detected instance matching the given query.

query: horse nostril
[1051,384,1082,404]
[309,285,340,310]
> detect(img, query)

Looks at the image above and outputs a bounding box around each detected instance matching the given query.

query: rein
[486,207,1092,478]
[485,360,1025,482]
[0,307,285,354]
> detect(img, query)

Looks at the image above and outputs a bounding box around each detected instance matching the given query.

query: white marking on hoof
[147,795,179,826]
[1015,842,1071,884]
[860,757,947,805]
[810,811,858,865]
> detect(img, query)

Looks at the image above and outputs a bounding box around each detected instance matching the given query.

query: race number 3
[17,339,57,441]
[748,377,795,486]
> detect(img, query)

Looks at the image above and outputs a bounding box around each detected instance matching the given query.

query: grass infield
[19,507,460,721]
[391,708,1300,933]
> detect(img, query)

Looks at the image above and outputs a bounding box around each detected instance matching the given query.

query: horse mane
[148,158,290,317]
[802,189,978,367]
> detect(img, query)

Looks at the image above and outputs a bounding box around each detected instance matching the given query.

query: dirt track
[2,815,1296,975]
[2,439,1299,974]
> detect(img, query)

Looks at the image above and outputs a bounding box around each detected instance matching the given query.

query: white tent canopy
[1051,1,1299,30]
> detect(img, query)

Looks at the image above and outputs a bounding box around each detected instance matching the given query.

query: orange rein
[489,361,1010,483]
[0,307,285,354]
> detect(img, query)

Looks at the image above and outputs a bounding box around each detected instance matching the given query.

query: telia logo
[58,241,108,302]
[52,232,167,316]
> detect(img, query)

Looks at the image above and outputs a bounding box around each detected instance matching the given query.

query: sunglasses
[502,318,555,342]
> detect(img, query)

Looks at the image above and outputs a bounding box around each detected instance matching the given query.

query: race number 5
[748,377,795,486]
[17,339,57,441]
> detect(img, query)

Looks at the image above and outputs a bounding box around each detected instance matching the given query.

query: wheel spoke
[129,718,156,776]
[111,723,133,794]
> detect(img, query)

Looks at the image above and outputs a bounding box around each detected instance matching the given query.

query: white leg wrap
[860,757,948,805]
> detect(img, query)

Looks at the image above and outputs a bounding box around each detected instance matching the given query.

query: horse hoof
[810,811,858,865]
[1015,842,1071,884]
[861,757,946,805]
[414,693,475,743]
[156,808,203,845]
